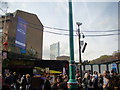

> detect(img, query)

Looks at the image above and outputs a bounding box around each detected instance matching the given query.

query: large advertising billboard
[15,17,27,49]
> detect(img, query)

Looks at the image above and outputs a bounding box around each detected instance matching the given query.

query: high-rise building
[0,10,43,59]
[50,42,60,60]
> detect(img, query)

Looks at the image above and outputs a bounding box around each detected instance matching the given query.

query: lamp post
[67,0,78,89]
[76,22,84,78]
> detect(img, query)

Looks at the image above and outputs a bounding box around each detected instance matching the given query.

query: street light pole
[67,0,78,89]
[76,22,82,78]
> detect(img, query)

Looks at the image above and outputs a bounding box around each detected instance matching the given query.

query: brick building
[0,10,43,59]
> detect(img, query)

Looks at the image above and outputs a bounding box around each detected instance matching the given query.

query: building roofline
[15,10,37,16]
[14,10,43,26]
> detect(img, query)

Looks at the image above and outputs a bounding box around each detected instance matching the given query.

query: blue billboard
[15,17,27,49]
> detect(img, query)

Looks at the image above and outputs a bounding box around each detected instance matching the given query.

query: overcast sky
[0,0,119,62]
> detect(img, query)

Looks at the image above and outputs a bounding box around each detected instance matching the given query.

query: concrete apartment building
[0,10,43,59]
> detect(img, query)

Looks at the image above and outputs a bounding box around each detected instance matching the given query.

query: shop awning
[34,67,62,74]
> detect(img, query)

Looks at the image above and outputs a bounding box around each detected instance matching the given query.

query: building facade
[50,42,60,60]
[0,10,43,59]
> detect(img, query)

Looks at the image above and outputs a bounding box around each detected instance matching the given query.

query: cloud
[72,2,118,61]
[5,2,118,61]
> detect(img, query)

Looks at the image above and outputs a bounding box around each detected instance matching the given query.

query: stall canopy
[34,67,62,74]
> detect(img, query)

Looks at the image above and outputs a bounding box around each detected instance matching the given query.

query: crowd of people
[76,69,120,90]
[1,69,120,90]
[2,71,68,90]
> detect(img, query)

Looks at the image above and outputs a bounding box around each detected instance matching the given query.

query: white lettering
[15,40,25,47]
[17,29,26,35]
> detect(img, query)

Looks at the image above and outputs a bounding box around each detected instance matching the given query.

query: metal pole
[76,22,82,78]
[67,0,78,89]
[79,25,82,78]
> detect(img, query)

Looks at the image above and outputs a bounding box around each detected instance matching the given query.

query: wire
[44,26,69,31]
[86,33,120,37]
[28,24,76,36]
[44,26,120,33]
[45,30,119,37]
[29,23,120,37]
[2,16,119,37]
[21,18,119,33]
[12,17,120,33]
[26,21,120,33]
[45,30,77,36]
[28,24,119,37]
[82,30,120,33]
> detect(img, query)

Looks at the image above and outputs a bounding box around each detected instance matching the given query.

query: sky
[0,0,119,62]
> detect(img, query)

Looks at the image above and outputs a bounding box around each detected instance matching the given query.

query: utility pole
[76,22,82,78]
[67,0,78,89]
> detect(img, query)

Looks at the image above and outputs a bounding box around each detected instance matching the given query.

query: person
[87,75,94,90]
[12,72,18,89]
[16,74,22,90]
[82,71,93,90]
[19,74,31,90]
[93,71,98,90]
[103,70,109,90]
[4,73,13,88]
[52,75,63,90]
[25,74,31,90]
[59,75,68,90]
[98,74,103,90]
[82,72,88,89]
[30,74,45,90]
[76,75,82,89]
[44,75,52,90]
[93,71,98,79]
[109,71,119,90]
